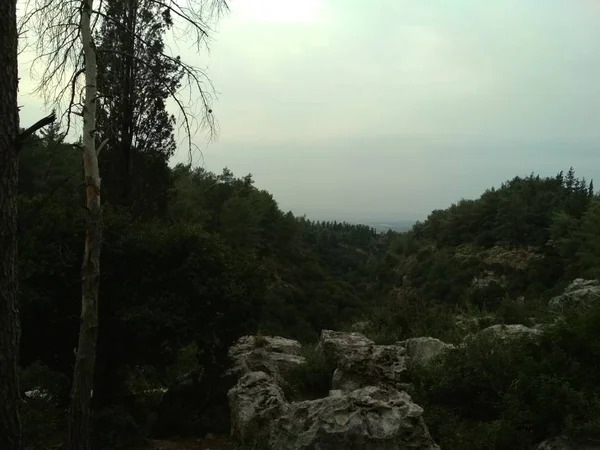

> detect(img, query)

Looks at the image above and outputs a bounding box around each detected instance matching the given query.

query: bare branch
[18,110,57,145]
[97,47,206,159]
[64,67,86,140]
[96,138,109,155]
[21,0,228,158]
[93,6,221,156]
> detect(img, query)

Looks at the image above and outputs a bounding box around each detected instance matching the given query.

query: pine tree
[0,2,22,448]
[96,0,183,218]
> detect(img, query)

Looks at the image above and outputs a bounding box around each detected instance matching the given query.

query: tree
[1,5,56,448]
[96,0,184,218]
[22,0,228,447]
[0,2,22,448]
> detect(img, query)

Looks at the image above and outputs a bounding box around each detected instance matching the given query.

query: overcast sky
[17,0,600,221]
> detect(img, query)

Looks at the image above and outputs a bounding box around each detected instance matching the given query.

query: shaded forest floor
[143,435,236,450]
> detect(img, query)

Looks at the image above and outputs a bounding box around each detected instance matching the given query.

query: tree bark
[0,0,22,448]
[68,0,102,448]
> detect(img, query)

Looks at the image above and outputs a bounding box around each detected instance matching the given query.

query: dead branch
[18,110,57,145]
[93,6,219,158]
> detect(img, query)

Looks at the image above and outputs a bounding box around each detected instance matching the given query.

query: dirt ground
[145,435,236,450]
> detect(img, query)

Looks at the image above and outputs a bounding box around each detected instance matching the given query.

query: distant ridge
[357,220,416,233]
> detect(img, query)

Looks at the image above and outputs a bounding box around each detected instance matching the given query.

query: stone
[230,335,302,358]
[332,344,407,392]
[478,324,541,340]
[228,371,288,445]
[397,337,454,365]
[270,386,440,450]
[549,278,600,311]
[228,335,306,381]
[316,330,374,366]
[537,436,600,450]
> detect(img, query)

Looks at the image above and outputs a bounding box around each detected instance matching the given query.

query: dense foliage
[18,121,600,449]
[17,129,384,447]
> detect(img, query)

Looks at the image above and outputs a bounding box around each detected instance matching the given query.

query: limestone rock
[230,335,302,358]
[270,386,440,450]
[477,324,541,340]
[549,278,600,311]
[228,335,306,381]
[332,344,407,392]
[537,436,600,450]
[316,330,374,365]
[398,337,454,365]
[228,371,288,445]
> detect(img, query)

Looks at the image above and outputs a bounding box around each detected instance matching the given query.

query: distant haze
[17,0,600,222]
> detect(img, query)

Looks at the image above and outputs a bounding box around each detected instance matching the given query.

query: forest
[4,0,600,449]
[16,123,600,449]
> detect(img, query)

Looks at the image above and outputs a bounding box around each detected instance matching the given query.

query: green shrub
[284,344,335,401]
[409,301,600,449]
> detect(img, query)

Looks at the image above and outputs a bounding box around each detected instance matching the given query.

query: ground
[144,435,236,450]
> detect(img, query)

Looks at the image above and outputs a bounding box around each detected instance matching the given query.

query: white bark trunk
[68,0,103,448]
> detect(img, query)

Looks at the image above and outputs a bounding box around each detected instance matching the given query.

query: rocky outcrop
[228,371,288,445]
[227,331,441,449]
[398,337,455,365]
[478,324,541,340]
[270,386,440,450]
[316,329,374,365]
[228,335,306,381]
[230,335,302,357]
[332,344,407,392]
[537,436,600,450]
[549,278,600,311]
[462,323,541,345]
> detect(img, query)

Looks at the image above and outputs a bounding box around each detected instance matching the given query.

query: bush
[409,302,600,449]
[284,344,335,401]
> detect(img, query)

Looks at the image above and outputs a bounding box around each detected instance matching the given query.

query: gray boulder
[228,371,288,445]
[537,436,600,449]
[332,344,407,392]
[270,386,440,450]
[316,330,374,365]
[549,278,600,311]
[228,335,306,381]
[464,324,541,344]
[398,337,454,365]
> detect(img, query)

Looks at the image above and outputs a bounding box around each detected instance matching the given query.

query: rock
[549,278,600,311]
[228,335,306,381]
[398,337,454,365]
[228,371,288,445]
[462,324,541,346]
[270,386,440,450]
[332,344,407,392]
[316,330,374,365]
[454,314,496,333]
[230,335,302,358]
[479,324,541,339]
[537,436,600,449]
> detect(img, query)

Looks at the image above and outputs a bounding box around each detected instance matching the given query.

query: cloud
[16,0,600,220]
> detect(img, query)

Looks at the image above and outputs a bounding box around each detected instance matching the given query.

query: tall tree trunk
[0,0,22,448]
[68,0,102,448]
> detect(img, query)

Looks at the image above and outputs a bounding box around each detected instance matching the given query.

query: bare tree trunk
[0,0,22,448]
[68,0,102,448]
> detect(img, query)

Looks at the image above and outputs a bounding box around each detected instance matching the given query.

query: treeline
[18,127,387,446]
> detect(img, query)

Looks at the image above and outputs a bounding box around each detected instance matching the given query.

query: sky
[16,0,600,222]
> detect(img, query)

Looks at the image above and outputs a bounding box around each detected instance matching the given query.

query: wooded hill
[19,122,600,449]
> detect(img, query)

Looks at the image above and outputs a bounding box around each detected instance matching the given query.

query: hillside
[17,131,600,449]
